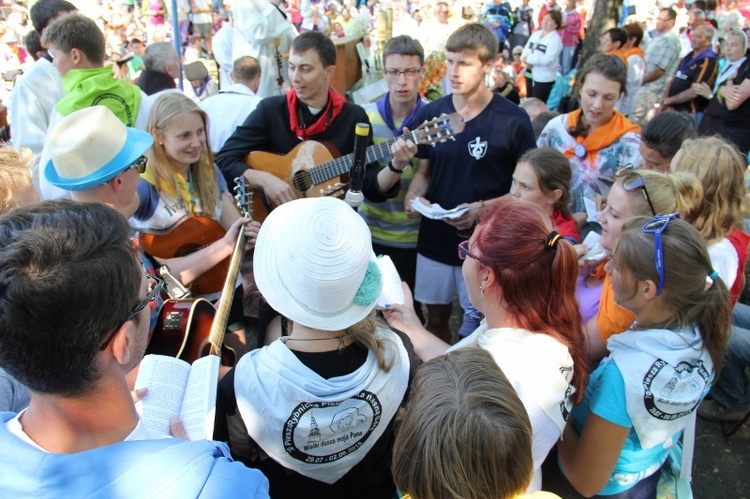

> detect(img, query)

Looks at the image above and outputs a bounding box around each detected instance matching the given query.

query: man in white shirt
[201,55,263,151]
[8,0,76,183]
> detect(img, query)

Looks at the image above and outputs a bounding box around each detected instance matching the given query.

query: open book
[134,354,220,441]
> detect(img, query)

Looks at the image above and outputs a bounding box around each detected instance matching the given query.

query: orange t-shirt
[597,273,635,342]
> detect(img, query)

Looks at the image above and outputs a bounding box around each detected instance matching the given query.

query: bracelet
[388,161,407,174]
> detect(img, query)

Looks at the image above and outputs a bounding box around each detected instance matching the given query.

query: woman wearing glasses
[550,216,730,498]
[537,54,642,226]
[695,30,750,156]
[581,166,702,360]
[385,200,587,492]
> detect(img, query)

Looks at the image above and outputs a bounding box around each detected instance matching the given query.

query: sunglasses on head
[641,213,680,296]
[616,165,656,217]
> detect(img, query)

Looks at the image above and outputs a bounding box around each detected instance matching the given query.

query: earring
[480,284,484,297]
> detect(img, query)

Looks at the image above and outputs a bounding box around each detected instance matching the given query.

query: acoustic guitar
[138,216,228,296]
[146,178,252,366]
[243,112,466,221]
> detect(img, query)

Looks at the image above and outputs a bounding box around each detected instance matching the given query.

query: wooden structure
[331,34,364,96]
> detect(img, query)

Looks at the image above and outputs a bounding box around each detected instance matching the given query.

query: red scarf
[287,87,346,140]
[552,208,581,243]
[727,228,750,306]
[563,109,640,165]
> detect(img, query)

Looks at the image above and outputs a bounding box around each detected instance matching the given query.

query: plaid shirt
[644,30,681,96]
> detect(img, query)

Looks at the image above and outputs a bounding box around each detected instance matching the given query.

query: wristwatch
[388,161,407,174]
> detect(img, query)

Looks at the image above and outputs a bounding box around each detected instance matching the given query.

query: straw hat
[44,106,153,191]
[254,197,382,332]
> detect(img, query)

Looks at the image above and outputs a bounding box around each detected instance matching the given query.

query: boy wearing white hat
[44,105,259,344]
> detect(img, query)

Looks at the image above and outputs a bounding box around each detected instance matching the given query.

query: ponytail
[617,218,731,375]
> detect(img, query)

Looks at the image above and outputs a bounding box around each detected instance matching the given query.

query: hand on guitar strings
[390,127,418,171]
[246,169,297,207]
[222,217,262,251]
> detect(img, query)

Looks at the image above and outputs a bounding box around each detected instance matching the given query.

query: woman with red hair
[385,200,587,492]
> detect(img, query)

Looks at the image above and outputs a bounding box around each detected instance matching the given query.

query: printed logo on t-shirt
[283,390,382,465]
[467,137,488,160]
[91,93,134,126]
[642,359,710,421]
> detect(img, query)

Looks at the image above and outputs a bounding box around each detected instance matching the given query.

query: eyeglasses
[641,213,680,296]
[616,165,656,217]
[384,68,422,79]
[99,273,164,351]
[458,240,489,265]
[126,156,148,174]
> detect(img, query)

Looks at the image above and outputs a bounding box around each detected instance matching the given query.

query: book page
[134,354,191,436]
[179,354,220,440]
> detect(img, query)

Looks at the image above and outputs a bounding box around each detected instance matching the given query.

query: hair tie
[545,231,562,249]
[705,270,718,291]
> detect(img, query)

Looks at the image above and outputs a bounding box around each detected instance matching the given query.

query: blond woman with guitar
[130,92,260,358]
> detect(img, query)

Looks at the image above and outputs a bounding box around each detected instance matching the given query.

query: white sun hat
[44,106,154,191]
[253,197,382,332]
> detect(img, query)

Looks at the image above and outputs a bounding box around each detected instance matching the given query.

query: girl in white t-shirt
[385,199,588,492]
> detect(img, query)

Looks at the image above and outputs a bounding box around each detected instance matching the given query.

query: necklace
[286,334,351,349]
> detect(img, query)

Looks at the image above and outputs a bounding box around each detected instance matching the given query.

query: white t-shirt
[708,237,739,290]
[448,325,575,492]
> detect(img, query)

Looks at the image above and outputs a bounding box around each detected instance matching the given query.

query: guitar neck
[207,230,246,357]
[307,130,418,186]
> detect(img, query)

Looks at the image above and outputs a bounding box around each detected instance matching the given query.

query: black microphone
[345,123,370,208]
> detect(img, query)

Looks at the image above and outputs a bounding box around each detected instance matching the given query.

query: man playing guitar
[215,31,417,209]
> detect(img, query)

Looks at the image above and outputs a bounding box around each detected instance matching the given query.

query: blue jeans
[560,45,576,76]
[691,112,703,128]
[709,303,750,411]
[459,305,483,338]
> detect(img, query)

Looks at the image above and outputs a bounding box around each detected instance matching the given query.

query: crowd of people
[0,0,749,497]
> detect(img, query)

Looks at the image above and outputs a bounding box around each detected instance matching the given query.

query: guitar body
[241,113,467,223]
[139,216,229,296]
[244,141,342,222]
[148,298,236,366]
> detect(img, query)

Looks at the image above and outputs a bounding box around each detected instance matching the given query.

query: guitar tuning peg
[431,142,437,148]
[450,136,456,141]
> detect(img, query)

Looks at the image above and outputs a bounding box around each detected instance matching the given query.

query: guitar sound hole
[292,171,313,192]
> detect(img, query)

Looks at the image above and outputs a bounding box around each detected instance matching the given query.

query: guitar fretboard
[307,130,420,186]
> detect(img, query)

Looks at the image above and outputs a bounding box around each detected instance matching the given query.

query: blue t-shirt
[414,94,536,265]
[570,359,671,495]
